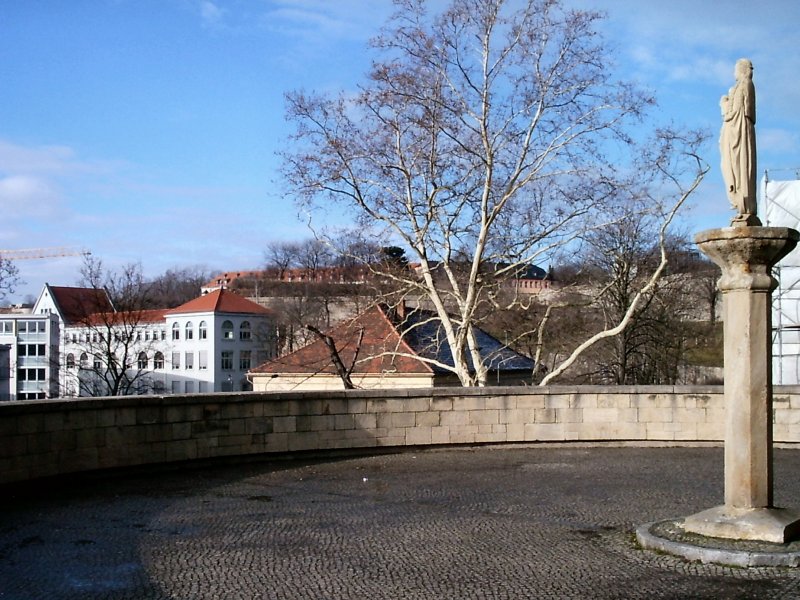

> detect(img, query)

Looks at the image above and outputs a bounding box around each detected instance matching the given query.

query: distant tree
[264,241,300,280]
[148,266,210,308]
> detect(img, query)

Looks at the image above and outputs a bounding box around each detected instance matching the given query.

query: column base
[683,505,800,543]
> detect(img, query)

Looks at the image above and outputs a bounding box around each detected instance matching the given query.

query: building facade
[0,313,60,401]
[26,285,277,399]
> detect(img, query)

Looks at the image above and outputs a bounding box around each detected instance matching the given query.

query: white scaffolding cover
[761,178,800,384]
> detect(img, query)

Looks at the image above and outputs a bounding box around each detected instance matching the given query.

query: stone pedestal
[683,226,800,543]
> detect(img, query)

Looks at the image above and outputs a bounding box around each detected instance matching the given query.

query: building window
[171,381,180,394]
[92,332,98,343]
[71,333,77,343]
[154,352,164,369]
[185,351,194,370]
[84,332,90,343]
[239,350,251,371]
[145,330,151,341]
[138,352,148,370]
[93,355,102,370]
[222,320,234,340]
[199,381,208,393]
[66,353,75,369]
[185,321,193,340]
[221,351,233,370]
[161,329,166,341]
[154,380,165,394]
[239,321,251,341]
[80,352,88,368]
[172,351,180,369]
[199,321,207,339]
[198,350,208,370]
[172,323,180,340]
[185,381,194,393]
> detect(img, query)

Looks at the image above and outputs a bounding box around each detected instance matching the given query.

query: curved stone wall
[3,385,800,484]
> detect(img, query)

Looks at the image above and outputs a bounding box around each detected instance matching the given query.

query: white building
[29,284,276,398]
[0,313,60,401]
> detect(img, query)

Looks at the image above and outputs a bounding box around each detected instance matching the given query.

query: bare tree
[69,256,162,396]
[283,0,705,386]
[264,241,300,280]
[0,258,20,304]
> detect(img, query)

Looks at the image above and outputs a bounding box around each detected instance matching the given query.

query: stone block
[476,432,507,443]
[492,423,507,434]
[116,408,137,426]
[262,402,290,417]
[638,407,673,423]
[516,395,546,409]
[264,433,289,452]
[449,428,477,444]
[556,408,583,423]
[524,423,565,441]
[296,415,333,432]
[485,396,514,410]
[389,412,415,428]
[289,399,322,416]
[506,423,525,440]
[273,416,296,433]
[407,426,432,445]
[246,418,274,435]
[431,426,450,444]
[582,408,618,423]
[696,421,724,441]
[645,428,675,441]
[17,414,44,435]
[76,428,105,449]
[335,414,355,430]
[431,397,453,411]
[376,435,405,447]
[453,396,485,411]
[416,411,440,427]
[597,394,628,408]
[0,435,26,458]
[137,406,161,425]
[440,411,469,426]
[500,408,533,424]
[288,432,321,451]
[673,407,708,424]
[570,394,598,409]
[321,399,349,415]
[774,409,800,425]
[346,399,367,414]
[43,412,65,432]
[366,399,388,413]
[534,408,557,424]
[469,410,499,425]
[354,413,377,430]
[705,408,725,424]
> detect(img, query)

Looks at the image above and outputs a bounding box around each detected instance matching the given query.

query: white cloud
[199,0,224,26]
[0,175,62,217]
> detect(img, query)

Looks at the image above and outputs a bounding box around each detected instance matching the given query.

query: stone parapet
[3,385,799,485]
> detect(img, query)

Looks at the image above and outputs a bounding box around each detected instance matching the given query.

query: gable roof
[250,304,534,378]
[47,285,115,324]
[167,288,273,316]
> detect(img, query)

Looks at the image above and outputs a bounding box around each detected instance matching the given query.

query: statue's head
[735,58,753,80]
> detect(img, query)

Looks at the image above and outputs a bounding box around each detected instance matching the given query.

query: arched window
[185,321,193,340]
[222,320,234,340]
[66,353,75,369]
[79,352,88,368]
[239,321,251,341]
[172,322,180,340]
[199,321,207,340]
[137,352,148,370]
[153,352,164,369]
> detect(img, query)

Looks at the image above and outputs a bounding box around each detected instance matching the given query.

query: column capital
[695,226,799,292]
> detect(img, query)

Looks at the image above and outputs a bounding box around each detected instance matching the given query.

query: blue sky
[1,0,799,302]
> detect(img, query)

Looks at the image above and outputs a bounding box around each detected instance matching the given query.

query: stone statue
[720,58,759,226]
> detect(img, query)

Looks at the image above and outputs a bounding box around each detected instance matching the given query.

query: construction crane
[0,247,90,260]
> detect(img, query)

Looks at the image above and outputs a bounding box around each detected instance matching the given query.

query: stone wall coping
[0,384,732,415]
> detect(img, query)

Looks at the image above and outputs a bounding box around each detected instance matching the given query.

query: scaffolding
[761,169,800,384]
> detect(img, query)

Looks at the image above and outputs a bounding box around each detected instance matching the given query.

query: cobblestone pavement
[3,445,800,599]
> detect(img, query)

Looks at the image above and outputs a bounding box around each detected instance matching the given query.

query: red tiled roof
[49,286,115,324]
[250,305,432,376]
[167,288,273,316]
[81,308,169,327]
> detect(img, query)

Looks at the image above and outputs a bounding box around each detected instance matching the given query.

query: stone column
[684,226,800,543]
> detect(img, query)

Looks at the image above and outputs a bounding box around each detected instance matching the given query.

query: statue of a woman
[720,58,759,225]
